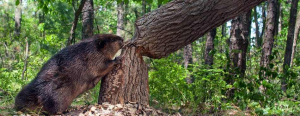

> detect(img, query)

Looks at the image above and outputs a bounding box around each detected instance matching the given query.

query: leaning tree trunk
[260,0,278,73]
[98,0,266,105]
[67,0,87,46]
[82,0,94,39]
[14,0,22,38]
[205,28,217,66]
[282,0,299,91]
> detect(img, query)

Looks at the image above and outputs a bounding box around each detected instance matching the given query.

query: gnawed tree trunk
[184,44,193,83]
[282,0,299,91]
[98,46,149,105]
[260,0,278,72]
[117,1,125,37]
[205,28,217,66]
[291,11,300,66]
[67,0,87,46]
[14,0,22,38]
[82,0,94,39]
[99,0,266,105]
[229,11,251,77]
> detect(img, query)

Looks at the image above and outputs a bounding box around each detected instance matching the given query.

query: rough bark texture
[260,0,277,70]
[99,0,266,105]
[291,11,300,66]
[99,46,149,105]
[14,0,22,38]
[67,0,87,46]
[184,44,193,83]
[229,11,251,77]
[82,0,94,39]
[282,0,299,91]
[117,1,125,37]
[205,28,217,66]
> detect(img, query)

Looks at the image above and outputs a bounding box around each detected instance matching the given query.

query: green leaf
[16,0,20,5]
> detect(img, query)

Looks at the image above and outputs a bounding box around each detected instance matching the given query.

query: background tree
[260,0,278,77]
[14,0,22,38]
[82,0,94,39]
[282,0,299,91]
[2,0,300,115]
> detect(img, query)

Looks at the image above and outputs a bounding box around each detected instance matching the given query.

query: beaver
[15,34,124,114]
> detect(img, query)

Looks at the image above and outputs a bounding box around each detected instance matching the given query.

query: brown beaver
[14,34,124,114]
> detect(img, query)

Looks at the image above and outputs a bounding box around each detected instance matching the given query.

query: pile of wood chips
[64,102,171,116]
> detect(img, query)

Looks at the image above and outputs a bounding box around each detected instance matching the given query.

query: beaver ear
[98,40,107,49]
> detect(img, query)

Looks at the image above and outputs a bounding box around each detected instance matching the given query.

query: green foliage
[1,0,300,115]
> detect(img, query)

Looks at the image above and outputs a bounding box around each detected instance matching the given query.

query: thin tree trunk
[205,28,217,66]
[22,37,29,80]
[98,0,266,105]
[82,0,94,39]
[142,0,147,15]
[67,0,87,46]
[260,0,278,75]
[282,0,299,91]
[259,4,267,45]
[222,24,226,38]
[117,1,124,37]
[274,2,280,36]
[254,7,260,47]
[14,0,22,38]
[291,11,300,66]
[184,44,193,83]
[279,3,283,33]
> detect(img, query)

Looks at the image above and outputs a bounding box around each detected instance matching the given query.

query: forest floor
[0,103,253,116]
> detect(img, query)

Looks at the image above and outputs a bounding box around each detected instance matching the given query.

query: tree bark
[22,37,29,80]
[282,0,299,91]
[117,1,125,37]
[260,0,277,71]
[67,0,87,46]
[229,11,251,77]
[14,0,22,38]
[99,0,266,105]
[254,7,260,47]
[184,44,193,83]
[205,28,217,66]
[291,11,300,66]
[222,24,227,38]
[82,0,94,39]
[259,4,267,46]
